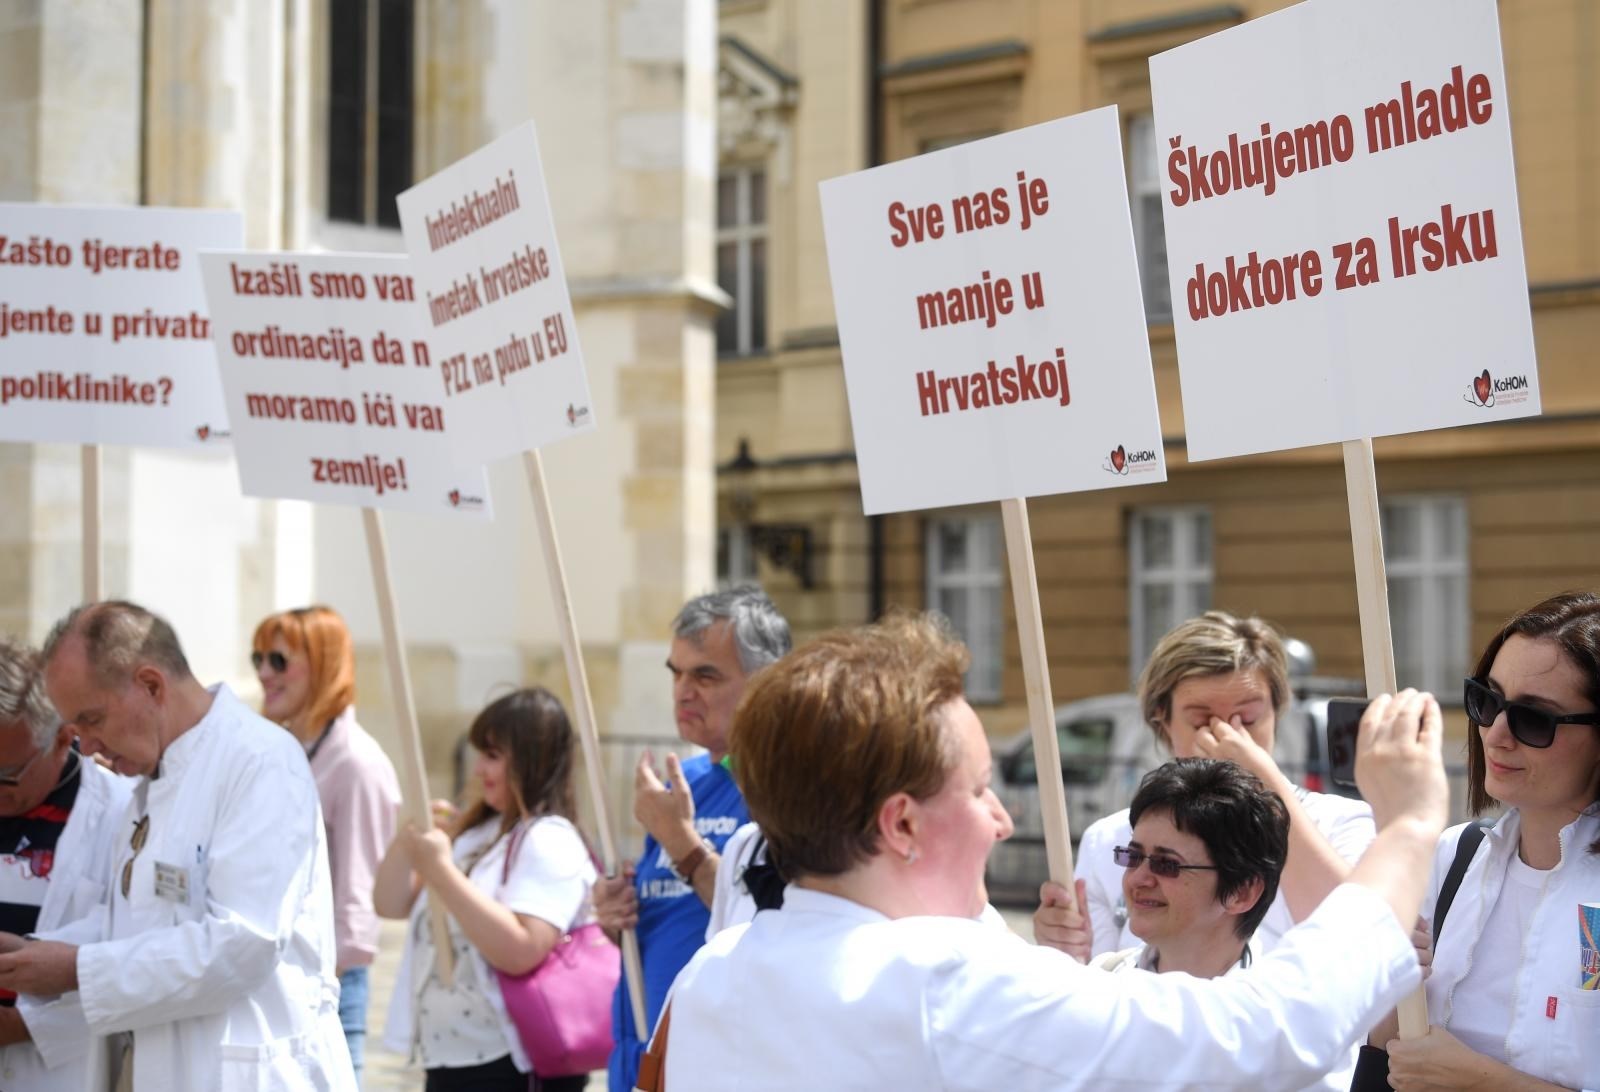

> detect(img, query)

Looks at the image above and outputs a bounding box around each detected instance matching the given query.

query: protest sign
[819,107,1165,516]
[0,204,241,447]
[397,123,645,1037]
[821,107,1167,890]
[1152,0,1536,463]
[1152,0,1531,1037]
[200,252,491,517]
[393,122,594,467]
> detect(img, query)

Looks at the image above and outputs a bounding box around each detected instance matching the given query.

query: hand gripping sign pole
[524,449,650,1041]
[82,446,102,600]
[362,508,455,984]
[1001,499,1075,886]
[1342,438,1429,1040]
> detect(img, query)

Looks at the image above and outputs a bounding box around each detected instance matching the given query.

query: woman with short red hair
[656,613,1450,1091]
[253,606,401,1084]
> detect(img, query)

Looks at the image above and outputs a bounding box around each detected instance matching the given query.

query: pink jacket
[311,707,401,972]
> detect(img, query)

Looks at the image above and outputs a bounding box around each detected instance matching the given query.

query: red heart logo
[448,490,460,507]
[196,425,210,440]
[1111,445,1126,472]
[1474,370,1491,405]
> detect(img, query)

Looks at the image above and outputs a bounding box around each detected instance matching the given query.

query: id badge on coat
[153,861,192,905]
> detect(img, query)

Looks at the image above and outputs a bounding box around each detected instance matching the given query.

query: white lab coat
[665,883,1420,1090]
[1424,806,1600,1090]
[5,756,131,1092]
[31,685,354,1092]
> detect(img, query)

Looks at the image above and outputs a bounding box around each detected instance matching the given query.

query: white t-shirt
[1443,851,1546,1063]
[402,815,598,1071]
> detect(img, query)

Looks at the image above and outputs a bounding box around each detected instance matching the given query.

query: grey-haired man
[0,635,130,1092]
[594,586,791,1091]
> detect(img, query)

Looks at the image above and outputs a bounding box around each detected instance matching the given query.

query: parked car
[985,675,1366,904]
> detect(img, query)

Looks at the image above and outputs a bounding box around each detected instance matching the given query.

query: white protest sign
[200,252,493,517]
[0,204,241,447]
[393,122,594,466]
[1152,0,1537,462]
[819,107,1165,515]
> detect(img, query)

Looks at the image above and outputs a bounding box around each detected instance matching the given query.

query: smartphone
[1325,697,1371,789]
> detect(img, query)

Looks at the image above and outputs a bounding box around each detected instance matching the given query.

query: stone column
[0,0,142,640]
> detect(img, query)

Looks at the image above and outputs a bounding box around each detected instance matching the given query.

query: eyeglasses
[1113,845,1219,879]
[1464,676,1600,749]
[0,747,46,787]
[121,815,150,899]
[251,650,288,674]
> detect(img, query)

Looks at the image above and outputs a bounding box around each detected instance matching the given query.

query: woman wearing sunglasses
[375,687,600,1092]
[656,613,1449,1090]
[252,606,401,1084]
[1372,591,1600,1091]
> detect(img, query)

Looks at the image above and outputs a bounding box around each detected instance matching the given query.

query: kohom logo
[194,424,231,442]
[1463,368,1529,409]
[1102,444,1159,476]
[565,403,591,427]
[446,489,485,510]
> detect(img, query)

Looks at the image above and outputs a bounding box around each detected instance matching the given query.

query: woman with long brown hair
[252,605,400,1085]
[375,687,599,1092]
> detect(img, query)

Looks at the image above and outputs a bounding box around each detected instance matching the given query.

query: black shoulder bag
[1347,818,1493,1091]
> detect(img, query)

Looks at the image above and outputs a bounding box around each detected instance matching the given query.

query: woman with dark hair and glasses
[1371,591,1600,1091]
[374,688,601,1092]
[1096,758,1289,978]
[252,606,401,1083]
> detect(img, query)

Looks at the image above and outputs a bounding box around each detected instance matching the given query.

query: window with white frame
[716,168,768,356]
[1127,113,1171,323]
[1383,496,1468,696]
[926,516,1003,703]
[1129,508,1212,680]
[328,0,414,227]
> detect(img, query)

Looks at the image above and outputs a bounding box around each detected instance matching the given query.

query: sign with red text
[820,108,1164,514]
[200,252,493,516]
[393,122,593,466]
[1152,0,1537,462]
[0,204,241,447]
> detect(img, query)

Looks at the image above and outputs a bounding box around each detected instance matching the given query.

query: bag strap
[1434,818,1492,943]
[634,999,672,1092]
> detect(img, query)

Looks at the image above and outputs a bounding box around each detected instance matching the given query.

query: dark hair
[453,687,579,841]
[1128,758,1290,940]
[42,601,192,687]
[730,611,968,879]
[1467,591,1600,853]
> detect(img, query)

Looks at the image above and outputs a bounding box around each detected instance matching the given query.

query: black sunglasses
[1113,845,1219,879]
[1463,676,1600,749]
[251,650,289,674]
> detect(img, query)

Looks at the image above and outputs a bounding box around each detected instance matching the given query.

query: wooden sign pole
[82,445,102,600]
[361,507,455,984]
[1000,498,1075,888]
[1342,437,1428,1039]
[523,449,649,1041]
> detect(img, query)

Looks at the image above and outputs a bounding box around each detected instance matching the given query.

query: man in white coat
[0,601,354,1091]
[0,636,131,1092]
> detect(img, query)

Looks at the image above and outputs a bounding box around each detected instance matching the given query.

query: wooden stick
[1000,498,1074,887]
[361,507,455,985]
[523,449,649,1041]
[81,445,102,601]
[1341,438,1428,1039]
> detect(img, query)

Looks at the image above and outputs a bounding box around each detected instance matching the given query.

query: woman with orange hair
[253,605,401,1086]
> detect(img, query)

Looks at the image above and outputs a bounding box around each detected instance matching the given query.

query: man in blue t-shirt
[595,587,791,1091]
[592,586,790,1088]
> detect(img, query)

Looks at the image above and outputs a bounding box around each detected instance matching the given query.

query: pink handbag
[495,820,621,1077]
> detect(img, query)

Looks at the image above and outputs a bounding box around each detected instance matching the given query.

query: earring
[904,847,918,865]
